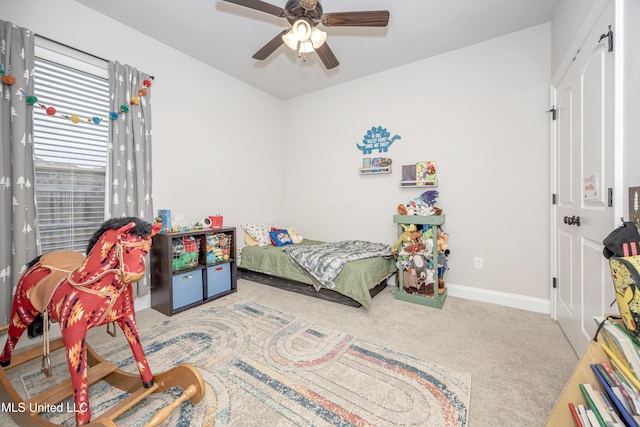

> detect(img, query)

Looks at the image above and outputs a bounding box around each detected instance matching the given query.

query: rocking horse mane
[25,217,153,339]
[86,217,153,254]
[25,217,152,271]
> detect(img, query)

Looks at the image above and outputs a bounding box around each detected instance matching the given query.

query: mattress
[239,239,397,308]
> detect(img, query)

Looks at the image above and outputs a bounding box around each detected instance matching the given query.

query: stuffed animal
[397,192,443,217]
[411,254,434,286]
[288,227,304,244]
[437,232,449,252]
[392,224,420,254]
[403,270,420,293]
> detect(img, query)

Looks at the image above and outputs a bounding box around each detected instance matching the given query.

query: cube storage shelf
[150,227,237,316]
[393,214,446,308]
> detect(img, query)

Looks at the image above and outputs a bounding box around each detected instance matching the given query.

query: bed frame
[238,267,392,307]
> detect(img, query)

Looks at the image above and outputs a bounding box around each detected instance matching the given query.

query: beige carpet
[230,281,578,426]
[0,279,577,426]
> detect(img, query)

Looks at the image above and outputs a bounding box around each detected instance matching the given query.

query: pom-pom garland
[0,63,16,85]
[15,76,153,125]
[2,75,16,85]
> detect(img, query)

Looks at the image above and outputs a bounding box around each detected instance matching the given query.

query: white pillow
[241,224,273,247]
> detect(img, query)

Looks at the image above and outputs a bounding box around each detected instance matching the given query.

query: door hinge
[553,277,557,289]
[598,25,614,52]
[552,193,557,205]
[608,188,613,207]
[547,107,557,120]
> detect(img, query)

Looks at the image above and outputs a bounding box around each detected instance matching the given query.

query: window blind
[33,57,109,253]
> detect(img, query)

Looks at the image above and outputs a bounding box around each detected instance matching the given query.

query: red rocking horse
[0,217,204,426]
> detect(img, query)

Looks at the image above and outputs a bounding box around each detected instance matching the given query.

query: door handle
[563,216,581,226]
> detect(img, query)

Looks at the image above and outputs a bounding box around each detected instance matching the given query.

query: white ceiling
[74,0,560,100]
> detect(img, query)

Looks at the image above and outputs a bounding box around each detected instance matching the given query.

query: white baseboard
[445,282,551,314]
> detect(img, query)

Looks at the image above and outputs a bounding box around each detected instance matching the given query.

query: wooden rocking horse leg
[116,316,153,387]
[0,310,36,367]
[60,327,93,425]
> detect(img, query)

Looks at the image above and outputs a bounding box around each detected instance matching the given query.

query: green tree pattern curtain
[108,61,153,296]
[0,20,39,326]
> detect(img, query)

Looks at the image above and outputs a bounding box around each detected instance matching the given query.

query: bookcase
[150,227,237,316]
[393,214,446,308]
[546,340,608,426]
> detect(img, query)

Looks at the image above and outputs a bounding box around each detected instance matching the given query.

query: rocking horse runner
[0,217,204,426]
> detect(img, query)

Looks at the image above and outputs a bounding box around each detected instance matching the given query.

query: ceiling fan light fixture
[282,30,299,50]
[310,27,327,49]
[292,18,312,42]
[298,40,315,54]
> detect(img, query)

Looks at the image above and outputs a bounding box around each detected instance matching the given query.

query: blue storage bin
[207,263,231,298]
[172,270,203,310]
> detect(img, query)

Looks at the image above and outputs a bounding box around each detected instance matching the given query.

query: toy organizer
[206,233,232,264]
[172,236,199,271]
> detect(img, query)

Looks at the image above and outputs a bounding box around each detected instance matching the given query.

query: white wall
[1,0,286,309]
[550,0,603,76]
[1,0,286,226]
[2,1,555,312]
[282,24,552,307]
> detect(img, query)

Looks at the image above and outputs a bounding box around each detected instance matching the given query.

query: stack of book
[569,317,640,426]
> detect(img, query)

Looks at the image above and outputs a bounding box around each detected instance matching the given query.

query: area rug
[2,302,471,426]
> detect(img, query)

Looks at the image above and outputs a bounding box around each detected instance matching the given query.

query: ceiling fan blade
[252,29,289,60]
[221,0,287,17]
[321,11,390,27]
[315,42,339,70]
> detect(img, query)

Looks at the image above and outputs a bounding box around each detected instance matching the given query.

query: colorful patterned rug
[2,302,471,426]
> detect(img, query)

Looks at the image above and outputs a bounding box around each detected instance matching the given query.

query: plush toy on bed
[288,227,304,244]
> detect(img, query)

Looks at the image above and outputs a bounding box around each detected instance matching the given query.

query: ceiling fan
[221,0,390,69]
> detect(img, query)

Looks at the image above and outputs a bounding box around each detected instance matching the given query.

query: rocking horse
[0,217,205,426]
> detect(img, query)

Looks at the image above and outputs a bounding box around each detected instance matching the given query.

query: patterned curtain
[0,21,39,327]
[108,62,153,296]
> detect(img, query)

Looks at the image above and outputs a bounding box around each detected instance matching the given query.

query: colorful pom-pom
[143,79,152,88]
[109,112,119,120]
[46,107,56,115]
[120,105,129,113]
[138,88,147,97]
[130,96,140,105]
[1,75,16,85]
[26,95,38,105]
[91,116,102,125]
[70,114,80,124]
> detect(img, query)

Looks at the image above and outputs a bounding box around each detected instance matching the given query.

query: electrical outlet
[474,257,483,270]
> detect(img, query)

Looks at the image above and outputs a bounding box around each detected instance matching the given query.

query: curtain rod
[35,34,155,80]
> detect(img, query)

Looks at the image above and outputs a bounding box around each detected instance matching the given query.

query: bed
[238,239,397,308]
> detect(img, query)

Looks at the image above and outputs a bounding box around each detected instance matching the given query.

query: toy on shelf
[0,217,205,426]
[206,232,232,264]
[397,190,443,216]
[173,235,200,271]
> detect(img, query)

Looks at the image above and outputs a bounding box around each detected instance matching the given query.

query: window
[33,41,109,253]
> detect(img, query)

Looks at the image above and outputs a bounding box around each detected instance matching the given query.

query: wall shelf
[359,166,392,175]
[400,179,438,188]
